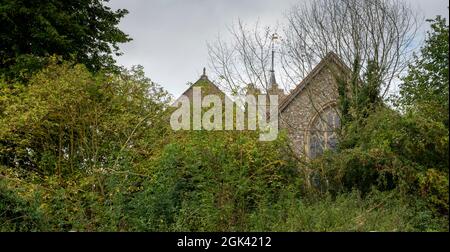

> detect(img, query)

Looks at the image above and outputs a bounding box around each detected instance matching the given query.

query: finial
[200,67,208,80]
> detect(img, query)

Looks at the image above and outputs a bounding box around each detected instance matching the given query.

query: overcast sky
[107,0,449,98]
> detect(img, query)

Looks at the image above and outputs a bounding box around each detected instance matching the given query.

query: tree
[399,16,449,126]
[284,0,418,96]
[0,0,131,80]
[207,20,282,95]
[0,60,171,176]
[208,0,418,97]
[208,0,418,157]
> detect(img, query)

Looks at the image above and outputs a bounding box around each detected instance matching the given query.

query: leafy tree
[399,16,449,126]
[320,16,449,216]
[340,60,384,125]
[0,1,448,233]
[128,130,301,231]
[312,105,449,215]
[0,0,131,80]
[0,59,171,176]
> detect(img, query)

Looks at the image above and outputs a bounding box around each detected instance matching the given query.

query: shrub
[127,130,300,231]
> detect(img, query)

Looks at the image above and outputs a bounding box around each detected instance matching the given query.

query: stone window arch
[306,104,340,158]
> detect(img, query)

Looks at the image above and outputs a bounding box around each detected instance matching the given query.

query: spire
[269,33,279,89]
[269,70,277,88]
[266,33,286,101]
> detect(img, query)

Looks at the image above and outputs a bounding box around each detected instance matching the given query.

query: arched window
[307,106,340,158]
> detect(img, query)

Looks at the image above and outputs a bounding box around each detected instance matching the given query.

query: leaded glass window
[308,106,340,158]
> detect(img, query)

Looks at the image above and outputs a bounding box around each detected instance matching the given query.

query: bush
[127,130,300,231]
[310,107,448,219]
[250,189,447,232]
[0,176,43,231]
[0,60,171,176]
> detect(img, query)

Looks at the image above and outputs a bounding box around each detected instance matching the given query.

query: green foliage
[312,107,448,217]
[417,169,449,215]
[0,60,171,176]
[0,0,131,81]
[338,54,384,125]
[0,175,43,231]
[399,16,449,126]
[0,58,447,231]
[325,16,449,221]
[0,165,128,231]
[127,130,300,231]
[0,61,171,231]
[0,9,448,232]
[250,189,446,232]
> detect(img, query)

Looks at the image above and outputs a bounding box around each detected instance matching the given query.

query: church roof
[278,52,352,113]
[172,68,225,105]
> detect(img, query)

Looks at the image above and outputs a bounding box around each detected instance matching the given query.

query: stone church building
[174,52,351,158]
[278,52,350,158]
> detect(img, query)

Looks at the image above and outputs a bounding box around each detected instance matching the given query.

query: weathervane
[270,33,279,88]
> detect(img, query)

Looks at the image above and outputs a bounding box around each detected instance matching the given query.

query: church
[278,52,350,158]
[174,52,351,158]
